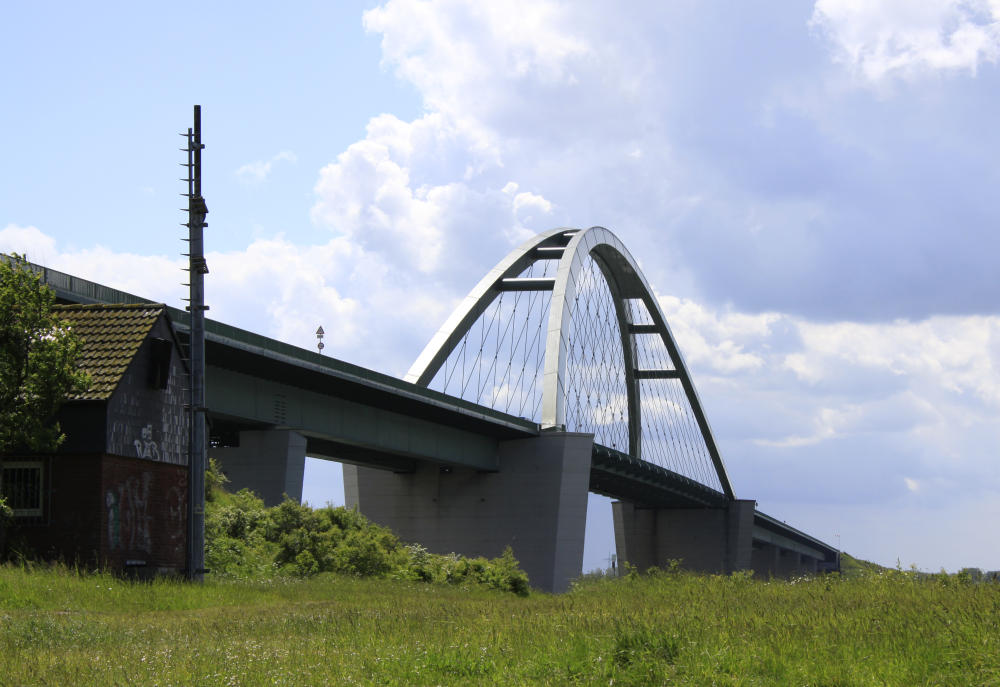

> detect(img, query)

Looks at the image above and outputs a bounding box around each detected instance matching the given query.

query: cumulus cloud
[811,0,1000,82]
[350,0,1000,324]
[236,151,297,183]
[364,0,591,119]
[310,112,553,282]
[657,294,779,374]
[0,224,58,262]
[787,317,1000,404]
[0,226,419,372]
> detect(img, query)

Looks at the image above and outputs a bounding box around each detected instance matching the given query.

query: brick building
[1,303,189,575]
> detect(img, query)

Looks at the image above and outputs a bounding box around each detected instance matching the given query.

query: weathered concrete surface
[612,499,755,574]
[210,430,306,506]
[751,542,781,577]
[345,431,593,593]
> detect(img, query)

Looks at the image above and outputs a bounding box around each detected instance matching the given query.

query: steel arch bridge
[33,241,838,592]
[406,226,733,504]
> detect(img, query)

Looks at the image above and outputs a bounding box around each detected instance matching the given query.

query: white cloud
[657,294,777,375]
[788,317,1000,404]
[205,237,362,352]
[310,112,553,277]
[811,0,1000,82]
[0,224,57,262]
[3,223,463,378]
[363,0,591,119]
[236,151,297,183]
[346,0,1000,327]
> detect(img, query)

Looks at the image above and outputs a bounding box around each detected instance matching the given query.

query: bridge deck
[590,444,728,508]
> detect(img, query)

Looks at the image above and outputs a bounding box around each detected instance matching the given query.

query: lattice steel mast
[181,105,209,581]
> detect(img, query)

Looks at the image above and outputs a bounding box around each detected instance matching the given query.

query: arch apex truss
[406,227,735,499]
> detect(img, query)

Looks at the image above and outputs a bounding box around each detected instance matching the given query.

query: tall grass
[2,563,998,686]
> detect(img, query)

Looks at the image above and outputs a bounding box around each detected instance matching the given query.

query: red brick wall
[9,454,188,574]
[100,455,188,572]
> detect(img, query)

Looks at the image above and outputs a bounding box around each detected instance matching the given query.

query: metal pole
[186,105,208,582]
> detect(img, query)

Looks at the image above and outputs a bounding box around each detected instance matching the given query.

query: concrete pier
[345,431,593,593]
[612,499,756,574]
[209,429,306,506]
[751,542,781,577]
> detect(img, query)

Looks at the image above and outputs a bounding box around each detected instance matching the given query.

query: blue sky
[3,0,1000,574]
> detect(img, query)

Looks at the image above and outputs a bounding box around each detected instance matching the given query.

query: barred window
[1,461,43,517]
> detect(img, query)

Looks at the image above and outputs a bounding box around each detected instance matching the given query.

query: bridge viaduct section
[37,249,838,593]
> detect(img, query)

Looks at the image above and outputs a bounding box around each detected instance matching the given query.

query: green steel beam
[207,366,501,471]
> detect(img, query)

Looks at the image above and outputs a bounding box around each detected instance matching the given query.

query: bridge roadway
[40,263,839,589]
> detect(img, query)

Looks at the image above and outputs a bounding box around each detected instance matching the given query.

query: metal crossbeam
[534,246,565,259]
[634,369,681,379]
[499,277,556,291]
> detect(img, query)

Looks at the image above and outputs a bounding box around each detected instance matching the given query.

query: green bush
[204,489,275,579]
[204,457,229,502]
[203,488,531,594]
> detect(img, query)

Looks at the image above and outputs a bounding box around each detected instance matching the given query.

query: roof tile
[53,303,165,401]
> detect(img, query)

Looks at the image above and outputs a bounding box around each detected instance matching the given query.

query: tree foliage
[0,255,90,455]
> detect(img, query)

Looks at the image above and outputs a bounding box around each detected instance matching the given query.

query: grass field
[2,562,998,686]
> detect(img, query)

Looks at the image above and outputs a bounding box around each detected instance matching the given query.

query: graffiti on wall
[134,424,161,460]
[106,472,153,553]
[165,481,186,555]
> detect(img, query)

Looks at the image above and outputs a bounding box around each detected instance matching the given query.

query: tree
[0,255,90,455]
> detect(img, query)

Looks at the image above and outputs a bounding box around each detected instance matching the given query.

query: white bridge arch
[406,227,734,499]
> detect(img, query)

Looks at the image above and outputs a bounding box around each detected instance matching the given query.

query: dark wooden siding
[106,314,189,466]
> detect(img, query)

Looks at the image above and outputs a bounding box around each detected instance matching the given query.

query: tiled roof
[53,303,165,401]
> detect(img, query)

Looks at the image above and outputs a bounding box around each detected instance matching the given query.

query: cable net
[425,259,553,420]
[560,254,630,452]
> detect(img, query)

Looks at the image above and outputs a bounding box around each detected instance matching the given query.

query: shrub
[204,489,274,579]
[204,457,229,502]
[203,488,531,594]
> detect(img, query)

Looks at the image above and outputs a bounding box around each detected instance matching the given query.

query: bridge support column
[802,555,818,575]
[344,431,593,593]
[776,549,802,578]
[751,542,781,578]
[612,499,755,574]
[209,430,306,506]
